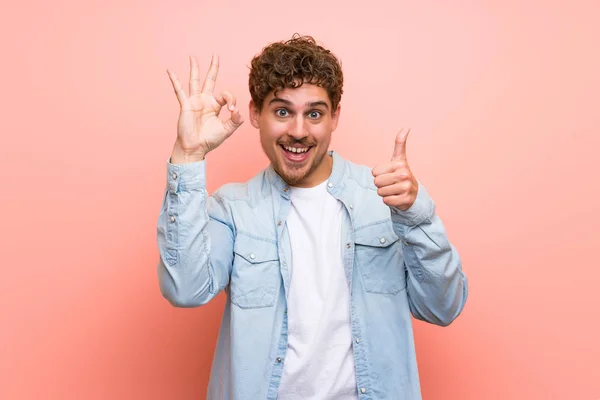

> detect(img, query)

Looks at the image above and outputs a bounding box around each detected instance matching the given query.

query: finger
[231,109,243,125]
[372,163,393,177]
[201,54,219,94]
[189,56,201,96]
[377,182,411,198]
[214,90,237,114]
[167,69,189,108]
[372,159,403,177]
[382,194,410,210]
[223,110,244,135]
[373,171,411,188]
[391,128,411,161]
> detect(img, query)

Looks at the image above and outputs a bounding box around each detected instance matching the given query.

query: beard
[268,137,328,187]
[273,149,327,186]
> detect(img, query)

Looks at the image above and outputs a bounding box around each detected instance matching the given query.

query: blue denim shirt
[157,151,468,400]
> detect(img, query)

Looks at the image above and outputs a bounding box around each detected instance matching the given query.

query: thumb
[391,128,411,161]
[223,109,244,135]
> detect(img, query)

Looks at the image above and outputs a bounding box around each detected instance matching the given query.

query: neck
[295,152,333,188]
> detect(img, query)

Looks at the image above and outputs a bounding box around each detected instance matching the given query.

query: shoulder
[210,168,271,206]
[342,158,378,191]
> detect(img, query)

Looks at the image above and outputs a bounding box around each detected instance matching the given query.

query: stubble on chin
[275,151,328,187]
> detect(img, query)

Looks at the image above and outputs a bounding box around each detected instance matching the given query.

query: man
[158,35,468,400]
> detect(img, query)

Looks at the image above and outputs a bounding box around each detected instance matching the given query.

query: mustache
[277,138,316,147]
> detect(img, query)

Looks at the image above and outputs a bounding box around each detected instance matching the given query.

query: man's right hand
[167,54,244,164]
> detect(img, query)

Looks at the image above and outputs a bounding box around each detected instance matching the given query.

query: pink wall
[1,0,598,399]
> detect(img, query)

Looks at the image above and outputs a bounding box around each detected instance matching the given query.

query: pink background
[1,0,599,399]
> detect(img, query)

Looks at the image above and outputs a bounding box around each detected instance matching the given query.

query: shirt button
[379,237,387,244]
[170,216,176,222]
[249,253,256,260]
[282,260,287,266]
[171,173,178,180]
[327,182,333,188]
[283,187,289,192]
[403,241,410,246]
[355,338,360,344]
[346,243,351,249]
[360,388,366,394]
[277,220,282,226]
[276,357,282,363]
[349,204,353,209]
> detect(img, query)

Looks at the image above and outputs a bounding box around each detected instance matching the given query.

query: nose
[288,114,308,140]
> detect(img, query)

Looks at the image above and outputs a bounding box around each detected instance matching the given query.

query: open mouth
[280,145,312,163]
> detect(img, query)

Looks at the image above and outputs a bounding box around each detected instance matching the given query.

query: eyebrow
[268,97,330,110]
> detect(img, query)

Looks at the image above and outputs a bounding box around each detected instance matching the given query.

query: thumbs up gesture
[372,128,419,212]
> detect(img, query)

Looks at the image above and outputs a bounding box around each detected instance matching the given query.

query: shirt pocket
[230,234,280,309]
[354,221,406,295]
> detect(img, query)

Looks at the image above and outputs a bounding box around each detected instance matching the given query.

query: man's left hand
[372,128,419,212]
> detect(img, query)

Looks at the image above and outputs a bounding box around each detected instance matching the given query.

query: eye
[308,111,322,119]
[275,109,289,117]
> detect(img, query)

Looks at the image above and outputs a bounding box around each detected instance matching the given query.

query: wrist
[170,143,206,164]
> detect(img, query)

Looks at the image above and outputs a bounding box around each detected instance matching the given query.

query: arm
[157,54,244,306]
[372,128,468,326]
[157,159,234,307]
[391,183,468,326]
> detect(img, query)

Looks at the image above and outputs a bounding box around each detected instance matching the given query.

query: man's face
[249,83,340,188]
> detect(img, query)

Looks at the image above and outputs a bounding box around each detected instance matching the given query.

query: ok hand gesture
[167,55,243,163]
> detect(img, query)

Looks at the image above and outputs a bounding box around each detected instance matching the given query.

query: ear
[249,100,260,129]
[331,103,341,132]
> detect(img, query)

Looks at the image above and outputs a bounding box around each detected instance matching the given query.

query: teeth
[284,146,309,153]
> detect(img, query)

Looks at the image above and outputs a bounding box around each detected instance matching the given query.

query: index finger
[371,162,395,177]
[201,54,219,94]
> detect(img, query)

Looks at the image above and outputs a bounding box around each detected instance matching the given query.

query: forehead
[265,83,331,108]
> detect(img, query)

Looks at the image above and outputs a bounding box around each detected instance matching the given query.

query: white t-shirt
[277,180,358,400]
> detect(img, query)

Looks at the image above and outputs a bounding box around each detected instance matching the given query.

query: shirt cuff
[390,181,435,227]
[166,159,207,193]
